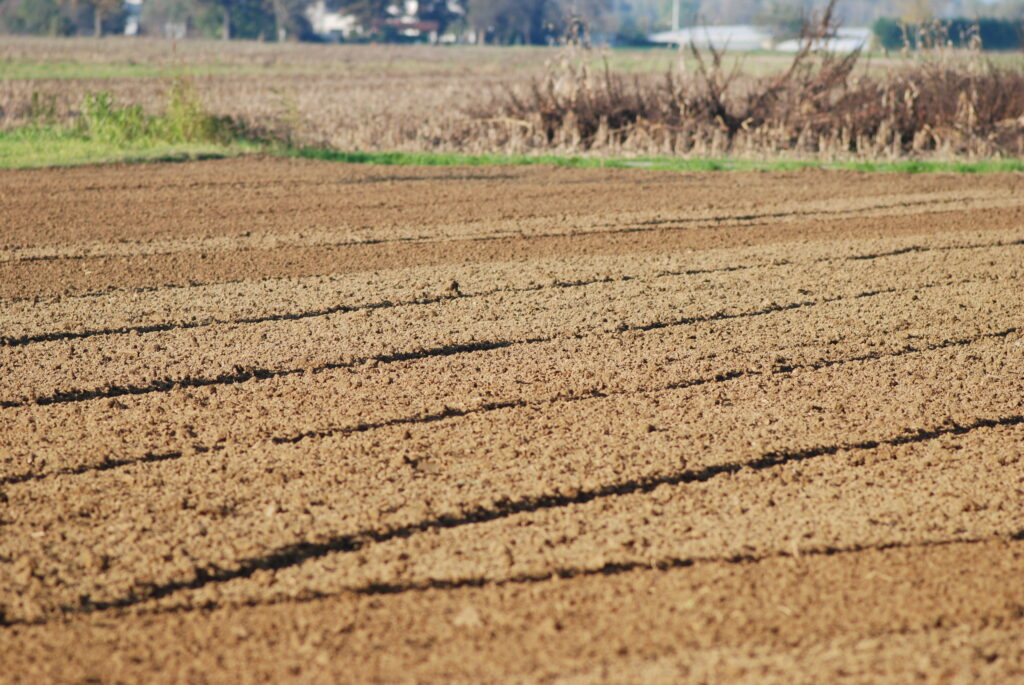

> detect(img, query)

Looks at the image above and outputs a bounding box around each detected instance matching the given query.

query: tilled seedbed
[1,159,1023,683]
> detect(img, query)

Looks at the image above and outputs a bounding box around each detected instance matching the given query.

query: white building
[305,0,361,40]
[306,0,463,42]
[775,28,873,53]
[648,25,773,51]
[123,0,142,36]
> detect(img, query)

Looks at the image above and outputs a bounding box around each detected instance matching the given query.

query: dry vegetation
[497,5,1024,158]
[2,11,1023,161]
[0,39,538,152]
[498,48,1024,158]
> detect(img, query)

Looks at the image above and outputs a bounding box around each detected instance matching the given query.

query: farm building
[776,27,872,52]
[648,25,774,51]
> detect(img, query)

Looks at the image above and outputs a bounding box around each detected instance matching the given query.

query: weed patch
[0,76,265,168]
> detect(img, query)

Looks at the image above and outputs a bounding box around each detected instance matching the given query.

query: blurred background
[1,0,1023,51]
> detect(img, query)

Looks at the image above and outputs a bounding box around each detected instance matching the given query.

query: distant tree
[468,0,527,44]
[333,0,388,25]
[269,0,312,39]
[962,16,1023,49]
[417,0,463,35]
[212,0,242,38]
[614,13,652,44]
[2,0,74,34]
[139,0,195,35]
[140,0,304,39]
[193,0,274,39]
[754,1,806,41]
[872,15,903,48]
[3,0,123,35]
[468,0,609,44]
[86,0,123,35]
[874,14,1023,50]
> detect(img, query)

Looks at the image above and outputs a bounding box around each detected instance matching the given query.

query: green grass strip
[3,128,1023,173]
[0,127,259,169]
[0,62,223,81]
[287,147,1024,174]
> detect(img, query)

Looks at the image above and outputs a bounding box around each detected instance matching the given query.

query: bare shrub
[491,0,1024,158]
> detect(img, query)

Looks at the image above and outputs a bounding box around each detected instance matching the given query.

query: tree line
[873,16,1024,50]
[3,0,1023,49]
[0,0,612,41]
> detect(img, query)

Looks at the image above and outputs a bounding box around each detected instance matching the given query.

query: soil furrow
[4,206,1022,300]
[0,338,524,409]
[9,238,1020,407]
[10,412,1017,624]
[0,451,183,487]
[1,276,996,409]
[10,531,1019,629]
[346,533,1024,598]
[6,192,1017,264]
[8,229,1022,343]
[244,420,1024,607]
[0,261,762,348]
[1,322,1014,487]
[2,299,1020,624]
[274,326,1017,446]
[4,537,1022,683]
[6,160,1019,255]
[5,160,1024,680]
[3,281,1019,483]
[2,225,1005,309]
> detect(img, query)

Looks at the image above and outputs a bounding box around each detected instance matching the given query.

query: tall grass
[75,77,245,145]
[0,76,264,168]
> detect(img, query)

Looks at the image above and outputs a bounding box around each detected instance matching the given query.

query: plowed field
[2,158,1023,683]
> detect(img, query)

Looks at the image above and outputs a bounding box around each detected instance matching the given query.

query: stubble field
[1,157,1023,682]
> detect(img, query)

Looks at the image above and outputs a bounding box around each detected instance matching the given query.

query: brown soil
[1,158,1023,683]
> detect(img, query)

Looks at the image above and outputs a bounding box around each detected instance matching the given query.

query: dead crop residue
[5,37,1023,160]
[1,158,1023,682]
